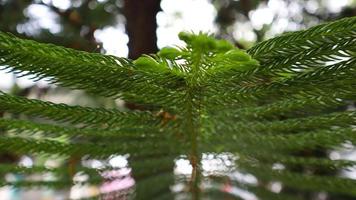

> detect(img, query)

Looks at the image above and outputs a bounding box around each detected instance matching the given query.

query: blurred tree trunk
[124,0,161,59]
[123,0,161,111]
[123,2,175,199]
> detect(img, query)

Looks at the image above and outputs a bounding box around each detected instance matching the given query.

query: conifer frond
[211,94,347,121]
[0,17,355,199]
[0,91,157,127]
[0,32,186,106]
[215,110,356,135]
[204,17,356,109]
[240,163,356,196]
[0,136,182,159]
[252,153,356,170]
[0,118,162,141]
[247,17,356,59]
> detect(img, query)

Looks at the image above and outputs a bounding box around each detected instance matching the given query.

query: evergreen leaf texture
[0,17,355,199]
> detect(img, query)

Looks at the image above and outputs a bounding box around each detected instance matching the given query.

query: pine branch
[0,136,183,158]
[209,94,347,121]
[240,163,356,196]
[0,91,158,128]
[0,118,163,141]
[0,32,186,106]
[214,111,356,135]
[247,17,356,59]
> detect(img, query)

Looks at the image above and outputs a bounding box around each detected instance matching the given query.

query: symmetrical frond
[0,91,157,127]
[0,32,186,108]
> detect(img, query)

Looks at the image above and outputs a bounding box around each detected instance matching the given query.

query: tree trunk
[123,0,161,111]
[124,0,161,59]
[123,1,175,199]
